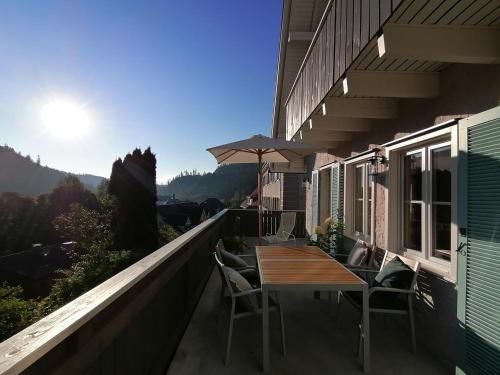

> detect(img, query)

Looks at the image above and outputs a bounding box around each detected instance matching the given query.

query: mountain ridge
[0,145,105,196]
[1,145,257,204]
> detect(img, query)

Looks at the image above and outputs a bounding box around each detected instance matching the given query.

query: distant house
[156,193,183,206]
[157,202,206,233]
[0,243,73,298]
[200,197,226,217]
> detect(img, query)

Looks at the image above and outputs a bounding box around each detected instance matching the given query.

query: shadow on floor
[167,253,448,375]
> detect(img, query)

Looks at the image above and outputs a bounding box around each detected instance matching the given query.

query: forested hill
[0,145,105,196]
[157,164,257,204]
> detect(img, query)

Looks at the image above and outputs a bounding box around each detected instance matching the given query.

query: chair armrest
[351,268,379,273]
[234,288,262,298]
[369,287,415,296]
[234,265,258,272]
[238,254,256,259]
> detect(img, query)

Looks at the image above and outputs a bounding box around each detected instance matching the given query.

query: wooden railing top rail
[0,209,228,375]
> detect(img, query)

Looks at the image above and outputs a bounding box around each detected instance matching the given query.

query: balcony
[285,0,399,142]
[0,209,445,374]
[284,0,498,146]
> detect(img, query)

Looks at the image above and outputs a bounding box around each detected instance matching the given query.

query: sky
[0,0,282,183]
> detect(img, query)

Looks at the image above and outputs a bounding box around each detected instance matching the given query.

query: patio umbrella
[207,134,322,244]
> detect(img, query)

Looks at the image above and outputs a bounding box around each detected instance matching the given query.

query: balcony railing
[0,209,306,374]
[228,209,306,238]
[285,0,400,140]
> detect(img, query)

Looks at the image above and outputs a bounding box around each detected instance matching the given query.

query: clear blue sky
[0,0,282,182]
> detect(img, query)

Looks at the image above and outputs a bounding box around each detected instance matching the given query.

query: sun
[41,98,91,140]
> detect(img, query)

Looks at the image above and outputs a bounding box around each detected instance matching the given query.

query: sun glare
[41,99,91,140]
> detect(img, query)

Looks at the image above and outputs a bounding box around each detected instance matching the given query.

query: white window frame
[344,154,375,244]
[400,147,426,258]
[386,126,458,281]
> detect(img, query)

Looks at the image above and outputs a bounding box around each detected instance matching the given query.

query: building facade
[271,0,500,373]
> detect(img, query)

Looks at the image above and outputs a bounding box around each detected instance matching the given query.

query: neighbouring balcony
[0,209,445,374]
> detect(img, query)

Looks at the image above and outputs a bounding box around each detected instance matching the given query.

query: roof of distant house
[157,202,204,226]
[0,244,72,280]
[200,197,226,215]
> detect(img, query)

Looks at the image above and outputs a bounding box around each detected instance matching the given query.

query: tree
[0,283,40,342]
[43,204,133,312]
[48,175,99,217]
[109,148,158,253]
[0,192,37,254]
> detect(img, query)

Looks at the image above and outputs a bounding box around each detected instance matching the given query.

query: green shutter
[457,112,500,374]
[312,171,319,236]
[330,163,344,221]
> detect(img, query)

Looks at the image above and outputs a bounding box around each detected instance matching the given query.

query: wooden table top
[256,246,365,286]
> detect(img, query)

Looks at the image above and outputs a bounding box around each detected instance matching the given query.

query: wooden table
[256,246,370,373]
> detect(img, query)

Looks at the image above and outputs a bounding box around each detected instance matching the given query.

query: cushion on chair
[346,241,369,267]
[374,256,414,289]
[225,267,259,312]
[238,268,261,288]
[220,249,248,269]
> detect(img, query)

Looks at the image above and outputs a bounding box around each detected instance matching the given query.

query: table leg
[262,286,269,372]
[362,285,371,374]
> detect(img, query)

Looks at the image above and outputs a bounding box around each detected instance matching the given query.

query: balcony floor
[167,249,448,375]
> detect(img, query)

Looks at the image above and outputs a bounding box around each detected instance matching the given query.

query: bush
[307,217,345,254]
[0,283,40,342]
[42,249,133,313]
[159,224,180,246]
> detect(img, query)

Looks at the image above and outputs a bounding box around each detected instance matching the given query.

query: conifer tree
[108,147,158,253]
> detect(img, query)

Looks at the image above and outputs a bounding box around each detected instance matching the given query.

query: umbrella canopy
[207,134,322,243]
[207,134,322,164]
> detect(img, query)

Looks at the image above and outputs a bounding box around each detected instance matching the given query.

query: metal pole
[258,151,263,245]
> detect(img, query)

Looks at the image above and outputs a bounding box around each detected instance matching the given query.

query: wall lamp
[368,148,386,177]
[302,178,311,189]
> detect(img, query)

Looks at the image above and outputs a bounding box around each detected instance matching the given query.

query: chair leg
[218,285,225,320]
[225,303,235,365]
[336,292,343,327]
[328,292,332,315]
[357,320,363,360]
[408,297,417,354]
[277,295,286,357]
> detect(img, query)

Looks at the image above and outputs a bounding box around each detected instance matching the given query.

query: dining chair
[337,252,420,354]
[213,252,286,365]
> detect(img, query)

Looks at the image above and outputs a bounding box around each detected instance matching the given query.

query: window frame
[386,126,458,281]
[344,154,375,244]
[400,147,426,258]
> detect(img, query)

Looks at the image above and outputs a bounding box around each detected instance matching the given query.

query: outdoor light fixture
[321,102,326,116]
[308,118,313,129]
[368,148,386,177]
[299,130,303,139]
[302,177,310,189]
[342,77,348,94]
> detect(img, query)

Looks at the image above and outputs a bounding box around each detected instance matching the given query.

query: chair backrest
[368,247,388,271]
[346,239,370,267]
[215,239,225,261]
[213,251,235,298]
[276,212,296,239]
[381,252,421,290]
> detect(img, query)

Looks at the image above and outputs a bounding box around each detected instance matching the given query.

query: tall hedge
[109,148,158,253]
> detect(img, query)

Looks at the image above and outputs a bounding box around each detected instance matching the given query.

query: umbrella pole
[258,151,263,245]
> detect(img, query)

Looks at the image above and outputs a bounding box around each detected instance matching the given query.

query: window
[346,161,372,240]
[400,142,452,264]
